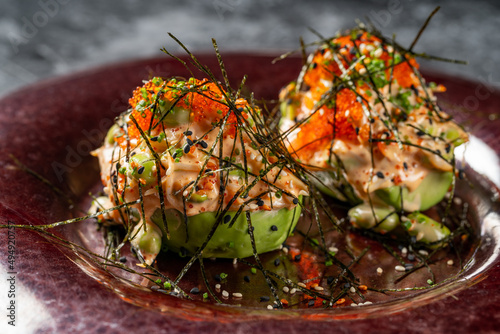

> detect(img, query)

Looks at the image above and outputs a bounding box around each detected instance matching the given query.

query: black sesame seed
[274,258,281,267]
[172,152,178,159]
[376,171,384,179]
[458,169,465,179]
[190,287,200,294]
[200,140,208,149]
[237,107,244,112]
[248,226,255,233]
[292,198,299,205]
[205,168,212,174]
[445,144,451,153]
[403,162,408,171]
[308,300,315,307]
[150,136,158,142]
[404,263,414,271]
[312,62,318,69]
[224,215,231,224]
[407,253,415,261]
[244,275,250,283]
[260,296,270,302]
[137,166,145,175]
[294,254,301,262]
[270,225,278,231]
[183,145,191,154]
[355,127,360,135]
[343,283,350,289]
[130,152,136,156]
[185,130,193,136]
[179,247,188,257]
[370,118,375,123]
[256,199,265,206]
[119,256,127,263]
[410,236,417,244]
[416,130,425,136]
[350,47,356,55]
[214,274,221,282]
[327,276,334,285]
[186,138,193,146]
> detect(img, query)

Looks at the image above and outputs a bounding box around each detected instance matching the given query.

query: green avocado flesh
[374,171,453,211]
[151,204,302,258]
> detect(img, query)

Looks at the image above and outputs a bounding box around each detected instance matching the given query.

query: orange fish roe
[290,30,423,161]
[116,77,252,147]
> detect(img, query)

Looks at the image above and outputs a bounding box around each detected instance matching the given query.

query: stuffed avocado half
[279,28,467,246]
[92,77,308,264]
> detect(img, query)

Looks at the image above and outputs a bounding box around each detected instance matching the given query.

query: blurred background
[1,0,499,97]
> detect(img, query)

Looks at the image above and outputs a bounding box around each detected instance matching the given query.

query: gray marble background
[1,0,499,98]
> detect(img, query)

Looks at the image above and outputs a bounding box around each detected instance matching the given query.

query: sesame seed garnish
[183,144,190,154]
[376,171,384,179]
[267,305,273,310]
[274,258,281,266]
[447,259,454,266]
[150,136,158,141]
[289,288,297,294]
[418,250,429,256]
[404,263,414,271]
[294,254,302,261]
[137,166,145,174]
[222,290,229,298]
[186,138,193,146]
[376,267,383,274]
[297,282,307,288]
[260,296,270,302]
[327,276,334,285]
[349,287,355,293]
[233,292,243,298]
[223,215,231,224]
[351,303,358,307]
[328,246,338,253]
[401,247,408,256]
[184,130,193,136]
[314,286,324,291]
[190,287,200,294]
[215,284,221,291]
[282,247,289,255]
[256,198,265,206]
[270,225,278,231]
[308,300,315,307]
[283,286,290,293]
[244,275,250,283]
[403,162,408,170]
[119,256,127,263]
[292,198,299,204]
[395,265,406,272]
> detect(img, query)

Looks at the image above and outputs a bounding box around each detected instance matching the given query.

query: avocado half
[151,201,302,258]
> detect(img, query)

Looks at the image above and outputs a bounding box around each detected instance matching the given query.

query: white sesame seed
[215,284,221,291]
[233,292,243,298]
[418,250,429,256]
[364,301,373,305]
[267,305,273,310]
[395,265,406,272]
[328,246,338,253]
[297,282,307,288]
[358,67,367,75]
[453,197,463,205]
[314,286,324,291]
[282,247,289,255]
[350,287,355,293]
[290,288,297,295]
[416,231,425,241]
[377,267,383,274]
[222,290,229,298]
[183,190,188,197]
[374,48,383,58]
[283,286,290,293]
[351,303,358,307]
[447,259,454,266]
[401,247,408,256]
[233,258,238,266]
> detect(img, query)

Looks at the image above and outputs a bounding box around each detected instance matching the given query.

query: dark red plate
[0,54,499,333]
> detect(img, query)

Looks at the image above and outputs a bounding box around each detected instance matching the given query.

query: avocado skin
[151,203,302,258]
[374,171,453,211]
